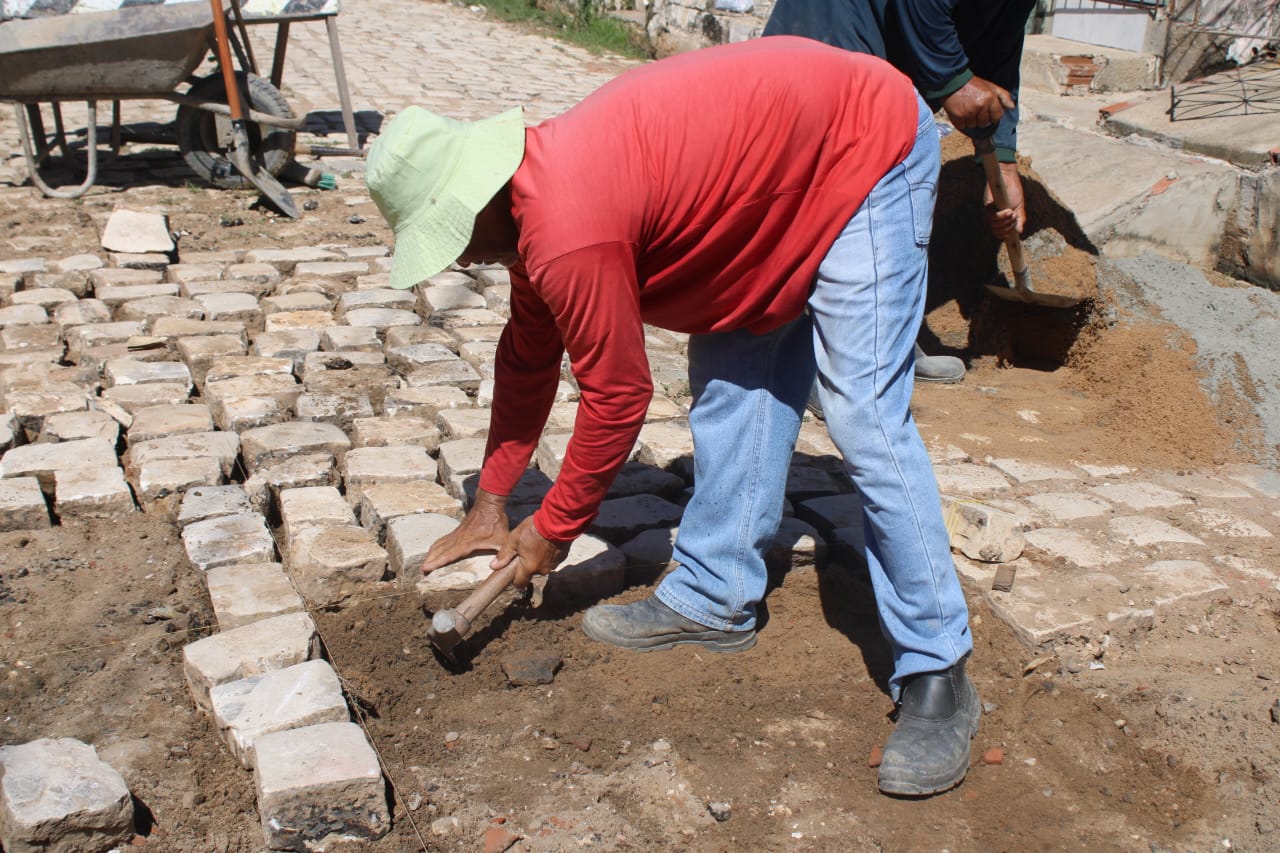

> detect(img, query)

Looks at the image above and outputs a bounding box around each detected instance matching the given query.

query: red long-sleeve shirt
[477,36,919,541]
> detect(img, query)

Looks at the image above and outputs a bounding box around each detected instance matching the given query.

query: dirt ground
[2,129,1279,852]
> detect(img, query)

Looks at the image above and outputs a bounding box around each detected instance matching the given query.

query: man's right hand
[941,76,1015,130]
[421,488,510,574]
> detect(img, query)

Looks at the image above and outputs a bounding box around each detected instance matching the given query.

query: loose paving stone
[103,358,192,391]
[241,421,351,473]
[2,385,90,437]
[95,284,180,309]
[115,295,203,324]
[766,516,827,573]
[99,382,190,413]
[65,320,145,362]
[350,416,441,452]
[385,342,458,374]
[1138,560,1230,607]
[253,722,389,850]
[636,421,694,475]
[9,287,76,310]
[0,477,50,531]
[262,292,334,315]
[295,392,375,428]
[338,288,415,315]
[135,456,223,513]
[53,299,111,330]
[250,329,321,370]
[941,497,1027,563]
[0,304,49,327]
[206,561,304,629]
[341,445,438,502]
[437,407,491,440]
[402,359,482,391]
[988,458,1082,484]
[195,292,264,329]
[88,268,163,291]
[165,263,225,284]
[321,326,381,352]
[126,403,214,444]
[2,437,118,493]
[590,494,685,541]
[933,463,1014,496]
[422,283,486,312]
[100,208,173,253]
[1090,481,1192,510]
[182,611,320,711]
[359,481,462,543]
[123,431,239,479]
[287,525,388,607]
[177,485,253,528]
[1024,528,1124,569]
[382,385,469,417]
[385,512,459,580]
[0,737,134,853]
[176,335,248,385]
[244,247,342,272]
[1188,507,1273,538]
[182,512,276,571]
[1107,516,1204,547]
[1024,491,1113,522]
[149,317,248,343]
[54,467,135,519]
[501,650,562,686]
[280,486,358,547]
[211,659,349,769]
[243,453,340,514]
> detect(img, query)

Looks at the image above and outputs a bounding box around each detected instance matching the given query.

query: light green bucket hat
[366,105,526,290]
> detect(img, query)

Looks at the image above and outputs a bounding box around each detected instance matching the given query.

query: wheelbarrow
[0,0,300,215]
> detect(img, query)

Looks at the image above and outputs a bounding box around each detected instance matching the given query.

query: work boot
[582,596,757,652]
[877,658,981,797]
[806,344,965,421]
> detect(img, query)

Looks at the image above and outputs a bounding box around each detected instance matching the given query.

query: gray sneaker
[877,658,981,797]
[581,596,757,652]
[806,344,965,420]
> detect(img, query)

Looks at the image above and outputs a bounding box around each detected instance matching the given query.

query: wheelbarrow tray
[0,2,223,101]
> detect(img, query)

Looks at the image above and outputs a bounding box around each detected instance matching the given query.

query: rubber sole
[581,617,758,653]
[878,682,982,797]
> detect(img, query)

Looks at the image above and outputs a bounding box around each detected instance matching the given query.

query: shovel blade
[228,122,300,218]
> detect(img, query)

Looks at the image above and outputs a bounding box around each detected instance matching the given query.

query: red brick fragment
[868,745,883,767]
[483,826,521,853]
[981,747,1005,765]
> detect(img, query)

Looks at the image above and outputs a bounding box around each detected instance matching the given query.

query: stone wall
[644,0,771,58]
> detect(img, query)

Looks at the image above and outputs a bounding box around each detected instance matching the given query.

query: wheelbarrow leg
[324,15,360,154]
[14,101,100,199]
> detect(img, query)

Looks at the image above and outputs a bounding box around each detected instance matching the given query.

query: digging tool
[973,136,1080,309]
[208,0,300,218]
[426,560,520,662]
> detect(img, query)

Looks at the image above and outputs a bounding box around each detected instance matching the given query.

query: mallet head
[426,608,471,658]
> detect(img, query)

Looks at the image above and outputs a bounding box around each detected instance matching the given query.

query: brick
[54,466,135,518]
[1107,516,1204,547]
[177,484,253,528]
[358,482,462,543]
[182,611,320,711]
[126,403,213,444]
[241,421,351,473]
[211,660,348,769]
[590,494,684,541]
[1089,481,1191,511]
[0,738,133,853]
[2,437,118,493]
[123,431,239,480]
[182,512,276,571]
[287,525,387,606]
[0,477,50,531]
[253,722,389,849]
[100,382,190,413]
[206,561,304,629]
[941,497,1027,563]
[280,486,357,547]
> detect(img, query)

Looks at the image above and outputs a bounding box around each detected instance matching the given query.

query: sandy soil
[2,125,1278,852]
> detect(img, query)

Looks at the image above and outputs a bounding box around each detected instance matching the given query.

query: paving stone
[484,283,511,313]
[115,295,203,324]
[88,268,162,291]
[933,463,1014,496]
[1023,491,1113,522]
[320,326,381,352]
[402,359,482,391]
[126,403,213,444]
[227,264,281,288]
[177,484,253,528]
[164,263,224,284]
[176,335,247,385]
[203,374,302,415]
[182,611,319,711]
[241,421,352,473]
[206,561,304,629]
[620,527,678,586]
[435,307,506,329]
[244,247,342,272]
[2,438,118,493]
[124,431,239,480]
[784,461,844,502]
[181,279,272,299]
[607,463,684,502]
[262,292,334,315]
[63,321,145,362]
[422,283,486,313]
[1152,472,1254,500]
[280,486,357,547]
[385,512,460,581]
[457,340,498,369]
[636,421,693,475]
[0,304,49,328]
[9,287,76,310]
[301,349,386,378]
[350,416,441,452]
[135,456,223,512]
[988,458,1082,484]
[358,482,463,544]
[338,288,415,315]
[295,392,375,428]
[1107,516,1204,547]
[1,324,62,353]
[0,737,133,853]
[149,317,248,343]
[1090,481,1191,510]
[250,329,321,370]
[795,493,861,536]
[980,564,1127,646]
[342,307,421,333]
[1138,560,1230,608]
[590,494,684,541]
[262,310,335,334]
[213,395,292,432]
[1222,464,1280,499]
[54,466,135,518]
[0,412,13,454]
[342,445,438,497]
[53,299,111,330]
[534,433,571,478]
[941,496,1027,563]
[195,292,264,329]
[436,437,486,486]
[0,477,50,531]
[243,454,339,515]
[99,382,189,413]
[288,525,388,606]
[539,534,627,605]
[385,342,457,374]
[110,252,169,271]
[1188,508,1273,538]
[211,660,349,769]
[182,511,276,571]
[2,385,89,438]
[384,325,456,350]
[253,722,389,850]
[49,253,103,275]
[436,407,491,440]
[381,385,469,417]
[103,358,192,392]
[95,284,180,309]
[766,516,827,573]
[202,356,295,386]
[100,208,173,253]
[293,261,368,282]
[1024,528,1123,569]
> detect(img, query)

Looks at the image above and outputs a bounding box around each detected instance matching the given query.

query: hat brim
[388,107,526,290]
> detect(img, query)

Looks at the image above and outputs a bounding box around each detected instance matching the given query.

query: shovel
[208,0,299,218]
[973,136,1079,309]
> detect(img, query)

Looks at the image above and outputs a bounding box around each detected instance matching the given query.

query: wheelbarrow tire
[176,72,295,190]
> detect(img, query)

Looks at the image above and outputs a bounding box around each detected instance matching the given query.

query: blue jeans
[656,96,972,697]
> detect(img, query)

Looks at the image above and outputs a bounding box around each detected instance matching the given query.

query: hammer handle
[973,137,1030,289]
[456,560,519,624]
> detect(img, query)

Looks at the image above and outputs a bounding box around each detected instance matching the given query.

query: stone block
[421,283,486,313]
[100,382,190,413]
[1,325,61,355]
[195,292,264,328]
[253,722,389,850]
[177,484,252,528]
[109,253,168,271]
[0,737,133,853]
[636,421,692,474]
[384,512,460,580]
[338,288,415,315]
[123,431,239,480]
[280,486,357,547]
[1024,528,1123,569]
[2,438,118,493]
[941,496,1027,563]
[250,329,321,370]
[538,534,626,606]
[53,466,135,519]
[9,287,76,310]
[203,374,301,414]
[182,511,276,571]
[451,324,504,346]
[103,358,192,391]
[181,278,271,299]
[350,416,440,452]
[2,385,89,437]
[384,325,456,350]
[95,284,179,308]
[436,437,486,484]
[342,446,437,492]
[100,208,173,253]
[53,299,111,330]
[457,340,498,369]
[1188,508,1273,539]
[988,458,1082,484]
[148,317,248,343]
[767,516,827,573]
[243,247,342,272]
[35,410,118,445]
[1222,464,1280,499]
[175,334,247,385]
[402,359,481,391]
[211,660,348,769]
[320,326,380,352]
[87,268,162,291]
[1089,481,1191,511]
[385,342,457,374]
[206,561,304,629]
[0,477,50,531]
[358,482,462,543]
[437,407,491,440]
[115,295,203,324]
[295,392,375,428]
[293,261,368,282]
[341,307,420,334]
[212,395,292,432]
[1107,516,1204,547]
[1137,560,1230,608]
[182,611,320,711]
[241,421,351,473]
[165,263,224,284]
[262,292,334,315]
[435,307,505,329]
[287,525,387,606]
[620,527,678,586]
[0,304,49,327]
[126,403,213,444]
[135,456,223,512]
[381,385,468,418]
[933,463,1013,496]
[263,311,336,334]
[1024,491,1113,522]
[590,494,684,541]
[202,355,295,386]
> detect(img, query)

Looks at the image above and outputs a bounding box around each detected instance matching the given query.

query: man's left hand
[983,162,1026,240]
[491,516,570,589]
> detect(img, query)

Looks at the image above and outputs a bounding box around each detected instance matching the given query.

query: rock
[940,496,1026,563]
[500,650,562,686]
[707,801,732,822]
[182,611,320,711]
[483,825,521,853]
[101,209,174,254]
[430,816,460,836]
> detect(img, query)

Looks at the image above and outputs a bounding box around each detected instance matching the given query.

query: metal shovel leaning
[973,136,1080,309]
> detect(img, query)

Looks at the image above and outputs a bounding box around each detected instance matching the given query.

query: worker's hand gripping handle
[973,136,1031,294]
[457,560,520,625]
